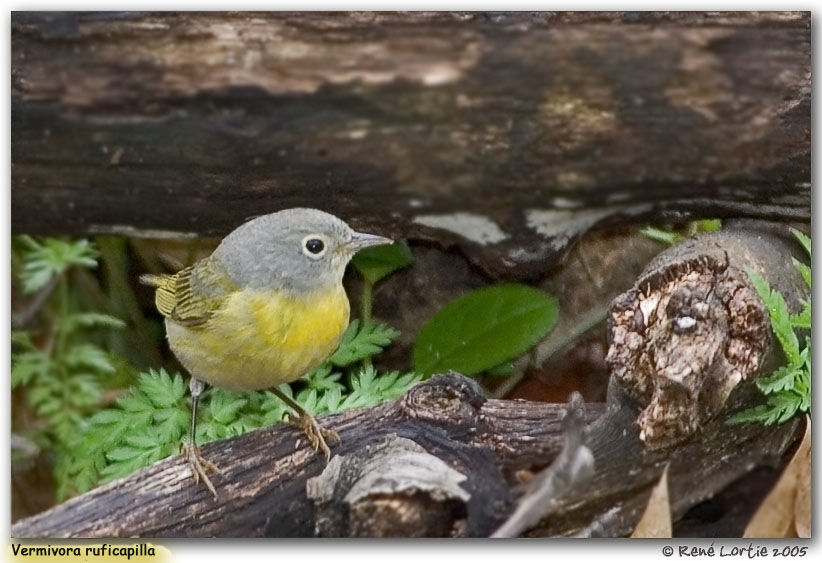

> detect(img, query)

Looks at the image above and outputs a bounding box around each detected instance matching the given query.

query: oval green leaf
[351,240,413,285]
[413,284,559,376]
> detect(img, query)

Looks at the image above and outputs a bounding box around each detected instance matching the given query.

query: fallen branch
[11,375,602,538]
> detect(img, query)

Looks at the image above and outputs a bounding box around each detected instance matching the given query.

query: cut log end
[606,225,805,450]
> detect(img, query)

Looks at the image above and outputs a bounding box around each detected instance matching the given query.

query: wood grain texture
[11,11,810,278]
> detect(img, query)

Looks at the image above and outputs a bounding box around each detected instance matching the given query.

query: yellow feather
[165,285,350,391]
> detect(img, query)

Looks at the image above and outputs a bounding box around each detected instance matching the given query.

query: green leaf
[642,220,722,246]
[790,228,811,257]
[791,300,810,329]
[205,391,248,424]
[350,364,377,392]
[124,433,159,449]
[11,330,35,350]
[59,312,126,333]
[319,386,342,413]
[137,369,187,409]
[792,258,811,289]
[727,404,773,425]
[61,344,116,375]
[413,284,559,376]
[351,240,413,285]
[296,388,321,415]
[11,351,51,388]
[106,446,142,462]
[28,378,61,413]
[640,227,683,246]
[769,392,803,424]
[88,409,124,426]
[756,363,801,394]
[371,370,423,400]
[486,361,515,377]
[746,268,800,365]
[17,237,99,293]
[328,319,399,367]
[333,367,421,412]
[303,364,344,392]
[65,369,192,490]
[116,392,153,413]
[67,374,103,408]
[689,219,722,235]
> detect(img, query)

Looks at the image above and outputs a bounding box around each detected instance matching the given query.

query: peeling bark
[306,434,508,537]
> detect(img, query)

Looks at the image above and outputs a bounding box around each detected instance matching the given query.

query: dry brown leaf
[631,464,671,538]
[744,416,811,538]
[793,416,811,538]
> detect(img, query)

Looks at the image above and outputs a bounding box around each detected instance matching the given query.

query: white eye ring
[301,234,328,260]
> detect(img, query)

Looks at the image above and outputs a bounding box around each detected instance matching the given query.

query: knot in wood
[400,372,485,428]
[606,250,770,450]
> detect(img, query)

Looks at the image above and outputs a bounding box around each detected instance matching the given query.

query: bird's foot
[288,412,339,461]
[182,441,219,499]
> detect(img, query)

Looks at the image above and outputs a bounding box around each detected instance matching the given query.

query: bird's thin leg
[270,386,339,461]
[182,377,218,498]
[189,377,201,444]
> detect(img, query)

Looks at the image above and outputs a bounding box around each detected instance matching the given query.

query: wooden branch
[11,11,810,278]
[11,375,603,538]
[11,378,801,538]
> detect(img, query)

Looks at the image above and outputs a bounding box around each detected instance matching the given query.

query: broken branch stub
[606,222,808,450]
[491,392,594,538]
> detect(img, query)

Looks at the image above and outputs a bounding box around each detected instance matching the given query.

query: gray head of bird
[213,208,392,294]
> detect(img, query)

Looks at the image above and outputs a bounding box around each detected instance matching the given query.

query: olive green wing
[140,258,236,328]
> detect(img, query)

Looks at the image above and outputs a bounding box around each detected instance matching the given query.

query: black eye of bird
[305,238,325,254]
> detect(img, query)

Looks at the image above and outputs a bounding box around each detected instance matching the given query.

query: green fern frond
[731,230,810,426]
[328,319,399,367]
[17,237,99,294]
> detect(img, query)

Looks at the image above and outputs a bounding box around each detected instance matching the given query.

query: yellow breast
[166,285,350,391]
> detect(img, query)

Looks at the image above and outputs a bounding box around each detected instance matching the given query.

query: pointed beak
[347,231,393,252]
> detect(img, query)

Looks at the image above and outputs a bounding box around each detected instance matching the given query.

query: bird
[141,208,392,497]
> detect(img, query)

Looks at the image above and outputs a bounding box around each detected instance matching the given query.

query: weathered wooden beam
[11,11,810,278]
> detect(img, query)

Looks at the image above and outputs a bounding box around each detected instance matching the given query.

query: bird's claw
[288,412,339,461]
[182,442,219,499]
